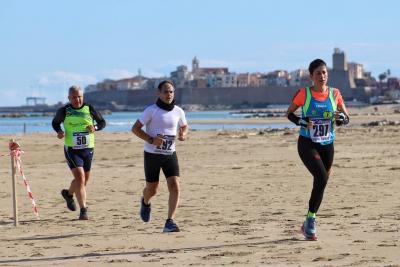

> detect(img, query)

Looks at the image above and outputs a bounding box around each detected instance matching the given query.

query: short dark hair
[308,59,327,75]
[157,80,174,91]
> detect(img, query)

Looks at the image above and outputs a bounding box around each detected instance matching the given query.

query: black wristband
[287,112,300,125]
[147,137,154,144]
[288,112,309,127]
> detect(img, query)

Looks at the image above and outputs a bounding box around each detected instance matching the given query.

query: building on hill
[170,65,193,88]
[330,47,372,101]
[289,69,312,87]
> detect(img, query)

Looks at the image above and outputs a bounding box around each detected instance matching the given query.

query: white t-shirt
[139,104,187,155]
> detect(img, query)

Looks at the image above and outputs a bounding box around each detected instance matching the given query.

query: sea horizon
[0,110,293,135]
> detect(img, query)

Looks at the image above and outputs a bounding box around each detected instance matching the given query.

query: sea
[0,111,294,135]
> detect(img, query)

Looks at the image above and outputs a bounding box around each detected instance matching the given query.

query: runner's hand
[299,117,313,129]
[334,111,341,120]
[153,136,165,146]
[57,131,65,139]
[86,125,95,133]
[335,111,349,126]
[178,128,186,141]
[307,120,314,129]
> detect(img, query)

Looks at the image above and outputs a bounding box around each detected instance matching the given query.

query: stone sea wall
[84,86,301,109]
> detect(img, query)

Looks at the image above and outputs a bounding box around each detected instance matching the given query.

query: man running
[286,59,349,240]
[52,85,106,220]
[132,80,188,232]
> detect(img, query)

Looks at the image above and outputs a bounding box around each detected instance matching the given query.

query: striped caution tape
[10,149,39,218]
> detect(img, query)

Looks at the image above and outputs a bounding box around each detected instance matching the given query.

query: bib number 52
[158,140,173,151]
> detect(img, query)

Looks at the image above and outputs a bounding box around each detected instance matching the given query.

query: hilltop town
[2,48,398,113]
[83,48,400,111]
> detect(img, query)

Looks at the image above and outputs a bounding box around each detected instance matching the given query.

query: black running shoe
[61,189,76,211]
[79,207,88,220]
[163,218,180,233]
[140,197,151,222]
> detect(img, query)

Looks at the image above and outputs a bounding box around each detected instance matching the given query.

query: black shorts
[144,151,180,183]
[64,146,94,172]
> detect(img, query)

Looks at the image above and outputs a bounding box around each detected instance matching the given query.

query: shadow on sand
[0,237,303,264]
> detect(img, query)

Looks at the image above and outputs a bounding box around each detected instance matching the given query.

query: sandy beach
[0,105,399,266]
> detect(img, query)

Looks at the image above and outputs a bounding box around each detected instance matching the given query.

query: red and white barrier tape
[10,149,39,218]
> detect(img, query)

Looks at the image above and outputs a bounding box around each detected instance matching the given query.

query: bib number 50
[73,132,90,149]
[76,136,87,145]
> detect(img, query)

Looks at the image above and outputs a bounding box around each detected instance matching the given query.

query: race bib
[310,119,332,143]
[73,132,90,149]
[154,134,175,154]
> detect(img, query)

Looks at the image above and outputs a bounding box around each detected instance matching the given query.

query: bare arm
[337,102,349,117]
[286,102,300,114]
[178,124,189,141]
[131,119,164,146]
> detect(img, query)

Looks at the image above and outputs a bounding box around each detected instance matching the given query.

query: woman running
[286,59,350,240]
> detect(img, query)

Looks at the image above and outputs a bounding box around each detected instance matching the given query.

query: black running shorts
[144,151,180,182]
[64,146,94,172]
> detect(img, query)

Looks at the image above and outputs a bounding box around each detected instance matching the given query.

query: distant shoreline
[0,99,375,114]
[0,103,398,120]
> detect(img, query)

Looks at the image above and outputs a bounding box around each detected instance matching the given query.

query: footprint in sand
[105,259,132,263]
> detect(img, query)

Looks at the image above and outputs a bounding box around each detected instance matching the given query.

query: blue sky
[1,0,399,106]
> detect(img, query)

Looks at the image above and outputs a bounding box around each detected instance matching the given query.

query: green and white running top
[64,105,95,149]
[52,103,106,149]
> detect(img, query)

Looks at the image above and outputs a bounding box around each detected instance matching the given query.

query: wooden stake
[10,139,19,226]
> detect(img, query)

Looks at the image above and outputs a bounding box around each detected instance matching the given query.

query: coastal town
[85,48,400,107]
[1,48,399,113]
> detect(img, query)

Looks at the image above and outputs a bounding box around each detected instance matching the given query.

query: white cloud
[99,68,168,80]
[37,71,98,87]
[141,69,166,78]
[99,69,136,80]
[31,70,99,105]
[0,90,32,106]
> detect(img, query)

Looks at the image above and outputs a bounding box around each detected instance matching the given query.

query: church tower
[192,56,199,73]
[332,48,347,71]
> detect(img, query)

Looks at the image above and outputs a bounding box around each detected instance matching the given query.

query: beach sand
[0,106,399,266]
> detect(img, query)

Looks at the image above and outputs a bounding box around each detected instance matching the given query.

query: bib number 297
[312,124,329,137]
[310,119,332,143]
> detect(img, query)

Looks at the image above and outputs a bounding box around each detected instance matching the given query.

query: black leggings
[297,135,334,213]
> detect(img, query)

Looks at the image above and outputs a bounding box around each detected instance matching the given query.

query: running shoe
[61,189,76,211]
[79,207,89,220]
[301,217,317,241]
[140,197,151,222]
[163,219,180,233]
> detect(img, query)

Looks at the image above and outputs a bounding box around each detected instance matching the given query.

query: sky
[1,0,400,106]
